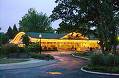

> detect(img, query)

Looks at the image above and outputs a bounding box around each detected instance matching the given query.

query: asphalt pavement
[0,51,119,78]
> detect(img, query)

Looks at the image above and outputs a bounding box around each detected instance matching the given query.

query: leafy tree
[12,24,18,38]
[0,33,8,45]
[50,0,89,34]
[19,8,54,33]
[27,42,41,53]
[22,35,30,46]
[51,0,119,54]
[6,26,13,39]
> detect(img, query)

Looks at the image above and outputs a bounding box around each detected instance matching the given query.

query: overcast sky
[0,0,60,32]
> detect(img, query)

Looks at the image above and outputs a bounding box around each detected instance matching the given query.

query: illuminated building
[10,32,100,51]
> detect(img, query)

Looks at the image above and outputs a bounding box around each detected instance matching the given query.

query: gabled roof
[26,32,67,39]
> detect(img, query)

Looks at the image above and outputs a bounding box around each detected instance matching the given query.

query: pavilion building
[10,32,100,51]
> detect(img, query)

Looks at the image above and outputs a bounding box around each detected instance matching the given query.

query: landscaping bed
[82,53,119,74]
[83,65,119,74]
[73,51,94,58]
[31,53,54,60]
[0,43,55,61]
[0,58,28,64]
[73,51,119,74]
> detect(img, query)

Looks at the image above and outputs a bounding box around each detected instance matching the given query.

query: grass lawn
[0,59,28,64]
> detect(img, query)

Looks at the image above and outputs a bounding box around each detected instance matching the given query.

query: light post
[39,34,42,54]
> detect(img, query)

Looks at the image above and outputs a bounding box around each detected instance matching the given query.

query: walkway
[0,59,57,70]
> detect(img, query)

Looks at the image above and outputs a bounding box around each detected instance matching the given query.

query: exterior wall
[31,38,100,51]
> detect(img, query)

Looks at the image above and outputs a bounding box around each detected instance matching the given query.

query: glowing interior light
[11,32,100,52]
[117,37,119,40]
[48,72,62,75]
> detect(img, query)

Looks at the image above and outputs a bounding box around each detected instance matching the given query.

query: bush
[84,65,119,73]
[22,35,30,46]
[111,66,119,73]
[0,33,8,44]
[91,54,103,65]
[0,45,3,57]
[26,43,42,53]
[1,44,19,55]
[18,47,27,53]
[1,44,28,58]
[90,54,119,66]
[31,54,54,60]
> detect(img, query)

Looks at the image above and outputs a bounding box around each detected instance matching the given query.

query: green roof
[26,32,67,39]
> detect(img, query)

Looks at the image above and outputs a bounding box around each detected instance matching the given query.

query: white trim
[81,67,119,76]
[72,54,90,60]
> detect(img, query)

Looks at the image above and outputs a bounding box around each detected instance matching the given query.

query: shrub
[90,54,119,66]
[114,55,119,65]
[0,33,8,44]
[111,66,119,73]
[1,44,19,55]
[0,45,3,57]
[85,65,119,73]
[1,44,28,58]
[91,54,103,65]
[26,43,41,53]
[18,47,27,53]
[22,35,30,46]
[103,55,115,66]
[31,54,54,60]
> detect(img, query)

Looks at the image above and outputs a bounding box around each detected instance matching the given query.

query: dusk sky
[0,0,60,32]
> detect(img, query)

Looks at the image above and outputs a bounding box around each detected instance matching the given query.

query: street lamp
[39,34,42,54]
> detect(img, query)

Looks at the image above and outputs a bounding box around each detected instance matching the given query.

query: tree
[0,33,9,45]
[51,0,119,54]
[50,0,89,34]
[12,24,18,38]
[19,8,54,33]
[22,35,30,46]
[6,26,13,39]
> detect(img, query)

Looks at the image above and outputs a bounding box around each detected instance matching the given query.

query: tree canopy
[0,33,9,45]
[51,0,119,53]
[12,24,18,38]
[19,8,54,33]
[6,26,13,39]
[6,25,18,39]
[51,0,119,33]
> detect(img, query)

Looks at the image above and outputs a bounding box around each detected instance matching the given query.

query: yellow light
[48,72,62,75]
[117,37,119,40]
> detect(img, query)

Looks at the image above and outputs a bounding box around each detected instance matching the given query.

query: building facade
[10,32,100,51]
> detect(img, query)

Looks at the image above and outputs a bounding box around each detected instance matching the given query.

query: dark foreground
[0,51,119,78]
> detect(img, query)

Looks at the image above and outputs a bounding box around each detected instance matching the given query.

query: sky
[0,0,61,32]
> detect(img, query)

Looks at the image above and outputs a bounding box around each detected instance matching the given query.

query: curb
[81,66,119,76]
[0,60,58,71]
[72,54,90,60]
